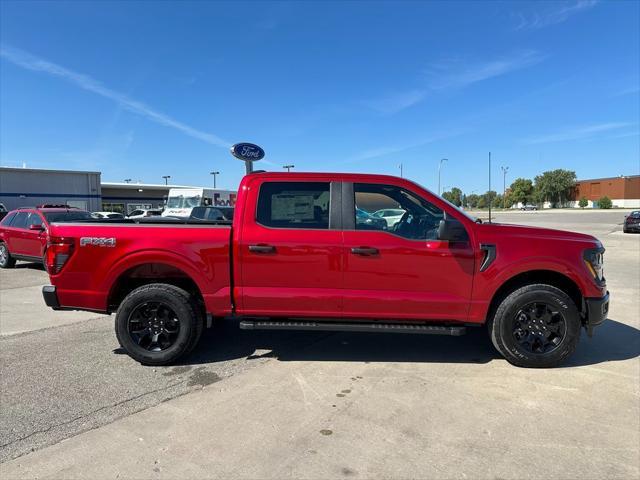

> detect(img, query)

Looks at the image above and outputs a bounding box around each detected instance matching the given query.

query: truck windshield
[166,195,202,209]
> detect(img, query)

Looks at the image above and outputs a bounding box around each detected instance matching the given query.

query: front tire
[488,284,581,368]
[0,242,16,268]
[115,283,203,366]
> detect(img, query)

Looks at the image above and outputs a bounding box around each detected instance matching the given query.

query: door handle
[351,247,379,256]
[249,244,276,254]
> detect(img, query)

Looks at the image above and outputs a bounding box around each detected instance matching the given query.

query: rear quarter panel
[47,223,232,314]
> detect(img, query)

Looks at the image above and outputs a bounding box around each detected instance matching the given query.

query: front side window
[257,182,330,229]
[354,183,444,240]
[27,213,43,227]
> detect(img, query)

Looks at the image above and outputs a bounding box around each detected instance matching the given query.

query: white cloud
[426,50,545,90]
[347,129,468,163]
[0,45,230,148]
[363,89,426,115]
[514,0,598,31]
[523,122,632,144]
[363,50,544,115]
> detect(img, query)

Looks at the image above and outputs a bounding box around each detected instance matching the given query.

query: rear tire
[115,283,204,366]
[0,242,16,268]
[488,284,581,368]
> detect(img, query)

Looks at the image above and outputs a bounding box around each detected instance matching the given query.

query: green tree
[509,178,534,206]
[466,194,480,208]
[492,194,503,209]
[442,187,463,207]
[534,169,577,207]
[483,190,497,208]
[598,196,612,209]
[578,197,588,209]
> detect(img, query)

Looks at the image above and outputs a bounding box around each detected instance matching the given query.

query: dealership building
[0,167,210,214]
[570,175,640,208]
[0,167,102,211]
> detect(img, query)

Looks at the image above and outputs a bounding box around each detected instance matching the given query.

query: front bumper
[42,285,61,310]
[584,291,609,337]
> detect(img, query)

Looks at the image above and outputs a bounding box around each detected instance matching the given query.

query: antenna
[488,152,492,224]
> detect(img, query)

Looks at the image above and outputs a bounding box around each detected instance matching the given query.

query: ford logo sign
[230,143,265,162]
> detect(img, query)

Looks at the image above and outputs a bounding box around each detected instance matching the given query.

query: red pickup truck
[41,172,609,368]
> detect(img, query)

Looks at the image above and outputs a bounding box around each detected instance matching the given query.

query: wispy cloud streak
[427,50,545,90]
[363,90,426,115]
[523,122,632,144]
[0,45,230,148]
[347,129,468,163]
[514,1,598,31]
[364,50,544,115]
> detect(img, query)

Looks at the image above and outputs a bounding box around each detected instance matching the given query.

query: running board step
[239,320,466,336]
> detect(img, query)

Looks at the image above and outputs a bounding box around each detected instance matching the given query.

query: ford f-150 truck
[41,172,609,367]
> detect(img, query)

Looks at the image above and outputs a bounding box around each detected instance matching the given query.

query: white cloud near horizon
[513,0,598,31]
[0,45,230,148]
[365,50,544,115]
[523,122,633,144]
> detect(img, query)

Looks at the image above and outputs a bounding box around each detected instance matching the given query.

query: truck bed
[46,221,233,315]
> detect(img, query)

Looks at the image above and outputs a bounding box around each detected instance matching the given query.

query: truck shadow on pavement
[180,318,639,368]
[13,261,45,271]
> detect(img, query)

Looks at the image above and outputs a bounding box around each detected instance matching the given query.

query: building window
[102,203,125,214]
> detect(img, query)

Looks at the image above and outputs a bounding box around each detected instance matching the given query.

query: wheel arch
[487,270,584,323]
[107,262,205,314]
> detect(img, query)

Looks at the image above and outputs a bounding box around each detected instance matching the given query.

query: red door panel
[237,179,343,318]
[343,231,474,321]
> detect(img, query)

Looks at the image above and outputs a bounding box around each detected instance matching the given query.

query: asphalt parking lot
[0,209,638,479]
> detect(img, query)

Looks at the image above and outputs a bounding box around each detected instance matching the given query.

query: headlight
[583,247,605,283]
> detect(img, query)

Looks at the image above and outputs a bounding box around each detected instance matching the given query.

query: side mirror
[438,215,468,242]
[29,223,44,231]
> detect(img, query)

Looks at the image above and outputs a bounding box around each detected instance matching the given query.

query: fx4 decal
[80,237,116,247]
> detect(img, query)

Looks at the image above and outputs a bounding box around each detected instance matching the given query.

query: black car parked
[623,211,640,233]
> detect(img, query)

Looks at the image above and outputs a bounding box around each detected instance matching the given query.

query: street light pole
[283,164,294,172]
[438,158,448,195]
[162,175,171,185]
[210,171,220,189]
[501,166,509,209]
[399,163,403,178]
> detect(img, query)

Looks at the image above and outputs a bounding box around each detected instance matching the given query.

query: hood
[477,222,601,246]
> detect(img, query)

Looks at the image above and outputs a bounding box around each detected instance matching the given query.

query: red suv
[0,205,93,268]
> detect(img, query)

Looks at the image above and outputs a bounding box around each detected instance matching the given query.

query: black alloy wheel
[512,302,567,354]
[127,301,181,352]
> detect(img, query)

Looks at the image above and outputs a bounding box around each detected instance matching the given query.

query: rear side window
[1,212,17,225]
[11,212,29,229]
[257,182,330,229]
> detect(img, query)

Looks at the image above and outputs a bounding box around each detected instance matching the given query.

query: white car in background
[127,209,162,219]
[372,208,405,228]
[91,211,125,219]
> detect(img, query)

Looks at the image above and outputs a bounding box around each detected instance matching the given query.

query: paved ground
[0,210,638,479]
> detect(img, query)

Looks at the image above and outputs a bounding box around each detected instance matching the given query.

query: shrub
[578,197,588,209]
[598,196,612,209]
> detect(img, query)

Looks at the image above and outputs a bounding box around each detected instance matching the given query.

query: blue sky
[1,0,638,193]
